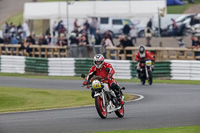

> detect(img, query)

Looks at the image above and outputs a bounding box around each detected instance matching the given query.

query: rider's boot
[110,83,124,106]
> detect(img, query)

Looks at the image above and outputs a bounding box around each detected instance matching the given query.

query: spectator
[145,27,153,47]
[9,25,16,36]
[117,35,125,54]
[38,35,48,45]
[69,32,79,45]
[26,34,35,45]
[123,22,131,36]
[10,35,18,44]
[72,27,79,37]
[103,36,113,47]
[79,25,88,36]
[52,21,57,37]
[130,26,137,44]
[56,34,67,46]
[171,18,178,37]
[22,21,30,39]
[56,20,63,36]
[79,35,87,46]
[74,18,80,29]
[0,36,4,43]
[83,19,90,34]
[103,30,114,45]
[187,35,200,60]
[102,35,114,59]
[95,30,102,45]
[147,18,152,29]
[47,33,53,45]
[22,21,29,39]
[90,17,98,36]
[93,30,102,54]
[123,36,134,60]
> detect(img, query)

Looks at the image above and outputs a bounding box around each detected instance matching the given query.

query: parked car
[154,14,197,37]
[95,17,145,37]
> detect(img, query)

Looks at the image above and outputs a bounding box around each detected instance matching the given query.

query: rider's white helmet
[139,45,146,58]
[94,54,104,69]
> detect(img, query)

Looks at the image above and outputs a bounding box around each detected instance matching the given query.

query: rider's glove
[83,80,88,86]
[106,74,112,79]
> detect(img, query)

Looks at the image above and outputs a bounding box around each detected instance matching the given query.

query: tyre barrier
[0,55,200,80]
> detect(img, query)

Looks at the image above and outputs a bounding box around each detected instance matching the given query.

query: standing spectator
[95,30,102,45]
[1,22,9,36]
[79,35,88,58]
[22,21,30,39]
[147,18,152,29]
[83,19,90,34]
[171,18,178,37]
[56,20,63,36]
[52,21,57,37]
[123,22,131,36]
[94,30,102,55]
[90,17,98,36]
[117,35,125,54]
[102,35,114,59]
[187,35,200,60]
[130,26,137,44]
[74,18,80,29]
[9,25,16,36]
[123,36,134,60]
[145,27,153,47]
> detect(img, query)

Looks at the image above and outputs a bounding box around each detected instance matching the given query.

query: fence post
[106,49,111,59]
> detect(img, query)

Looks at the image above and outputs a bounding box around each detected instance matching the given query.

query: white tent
[24,1,166,20]
[23,0,166,33]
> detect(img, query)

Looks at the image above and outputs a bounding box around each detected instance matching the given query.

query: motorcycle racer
[135,45,155,77]
[83,54,124,106]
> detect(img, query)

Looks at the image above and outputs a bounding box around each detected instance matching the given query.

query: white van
[96,17,145,37]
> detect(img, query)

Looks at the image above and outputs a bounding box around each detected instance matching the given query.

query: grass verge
[0,86,136,113]
[1,72,200,85]
[167,0,200,14]
[90,125,200,133]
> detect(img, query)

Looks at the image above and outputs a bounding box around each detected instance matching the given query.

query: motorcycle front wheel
[95,96,107,119]
[115,106,124,118]
[141,78,145,85]
[148,71,153,85]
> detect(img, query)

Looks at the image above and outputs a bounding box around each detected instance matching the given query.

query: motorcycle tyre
[148,71,153,85]
[115,106,125,118]
[141,78,145,85]
[95,96,107,119]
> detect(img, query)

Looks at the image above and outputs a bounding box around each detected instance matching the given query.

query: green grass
[90,125,200,133]
[0,86,135,113]
[167,0,200,14]
[6,11,23,26]
[1,72,200,85]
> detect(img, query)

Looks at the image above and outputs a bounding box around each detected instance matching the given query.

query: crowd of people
[0,16,200,60]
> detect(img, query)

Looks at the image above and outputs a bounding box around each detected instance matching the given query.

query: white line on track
[0,94,144,115]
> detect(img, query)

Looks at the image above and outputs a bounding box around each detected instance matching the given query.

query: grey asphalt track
[0,76,200,133]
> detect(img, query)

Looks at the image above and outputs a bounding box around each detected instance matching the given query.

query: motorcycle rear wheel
[95,96,107,119]
[115,106,124,118]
